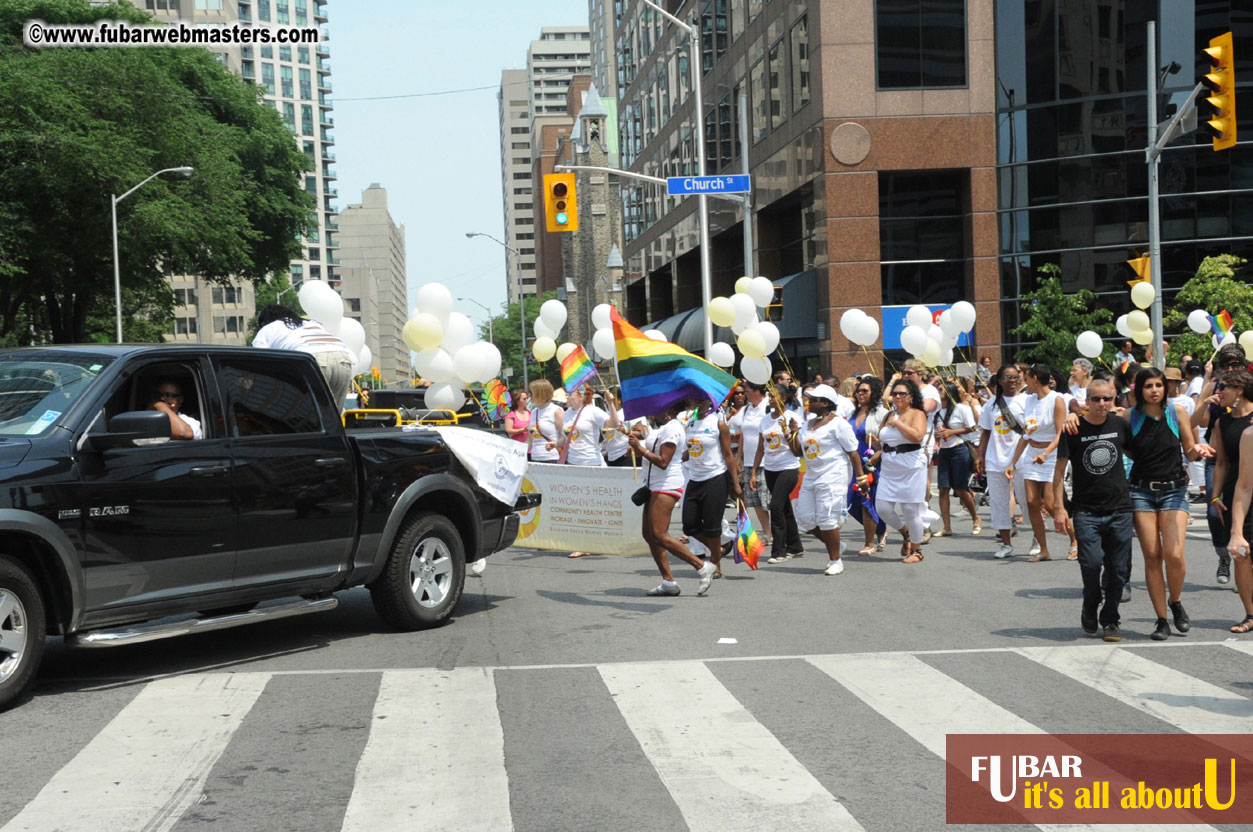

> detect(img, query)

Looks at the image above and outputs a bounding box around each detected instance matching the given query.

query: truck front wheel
[0,555,47,711]
[370,512,466,630]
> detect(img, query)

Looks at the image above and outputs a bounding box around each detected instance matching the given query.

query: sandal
[1028,554,1052,562]
[1230,615,1253,634]
[876,540,886,552]
[568,552,588,558]
[972,523,982,535]
[857,545,876,557]
[1066,546,1078,561]
[903,549,924,564]
[933,529,949,538]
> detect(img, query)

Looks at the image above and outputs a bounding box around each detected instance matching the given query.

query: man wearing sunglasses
[1051,377,1133,642]
[1190,344,1247,585]
[149,380,202,441]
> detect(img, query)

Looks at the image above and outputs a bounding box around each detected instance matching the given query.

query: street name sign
[666,174,751,196]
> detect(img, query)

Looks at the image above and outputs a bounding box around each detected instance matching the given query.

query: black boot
[1169,600,1191,633]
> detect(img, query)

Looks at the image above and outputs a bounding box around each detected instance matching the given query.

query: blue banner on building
[881,305,971,351]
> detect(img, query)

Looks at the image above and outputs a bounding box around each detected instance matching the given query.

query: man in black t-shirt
[1052,378,1134,642]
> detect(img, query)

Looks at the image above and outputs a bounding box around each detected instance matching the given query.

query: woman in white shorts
[786,384,867,576]
[872,377,931,563]
[1006,363,1070,561]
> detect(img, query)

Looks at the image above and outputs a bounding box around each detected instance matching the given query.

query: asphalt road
[4,499,1253,832]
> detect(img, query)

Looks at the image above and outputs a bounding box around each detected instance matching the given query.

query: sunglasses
[891,390,910,397]
[156,391,183,400]
[1088,395,1114,403]
[1217,383,1228,391]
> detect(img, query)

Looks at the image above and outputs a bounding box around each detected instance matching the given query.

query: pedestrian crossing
[3,642,1252,832]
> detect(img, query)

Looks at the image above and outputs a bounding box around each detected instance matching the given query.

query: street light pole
[111,166,194,344]
[465,231,527,387]
[458,296,494,342]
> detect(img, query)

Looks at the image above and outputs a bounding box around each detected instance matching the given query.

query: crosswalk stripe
[597,660,864,832]
[339,668,512,832]
[0,672,269,832]
[1222,640,1253,658]
[1018,645,1253,734]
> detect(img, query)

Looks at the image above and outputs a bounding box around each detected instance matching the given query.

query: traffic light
[1202,31,1237,151]
[371,365,381,381]
[1126,255,1151,286]
[543,172,578,232]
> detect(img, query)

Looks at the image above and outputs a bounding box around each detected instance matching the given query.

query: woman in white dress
[1006,364,1071,561]
[870,378,931,563]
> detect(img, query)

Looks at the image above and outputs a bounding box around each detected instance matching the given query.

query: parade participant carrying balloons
[871,378,930,563]
[629,400,718,597]
[682,398,742,578]
[1006,364,1070,561]
[975,365,1029,559]
[527,379,564,463]
[787,384,868,575]
[752,384,805,564]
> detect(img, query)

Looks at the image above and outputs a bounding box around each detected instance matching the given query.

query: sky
[329,0,592,336]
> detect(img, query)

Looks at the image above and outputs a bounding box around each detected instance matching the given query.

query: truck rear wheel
[370,512,466,631]
[0,555,47,711]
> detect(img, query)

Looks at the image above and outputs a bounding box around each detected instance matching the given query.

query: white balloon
[900,325,928,357]
[852,315,880,347]
[1130,281,1155,310]
[940,332,958,351]
[840,308,867,341]
[708,341,735,367]
[755,320,781,354]
[415,348,454,383]
[353,344,372,376]
[338,317,366,355]
[533,318,556,340]
[643,329,667,341]
[731,309,758,335]
[479,342,502,381]
[592,303,614,331]
[299,280,343,332]
[905,304,933,329]
[425,382,465,412]
[740,355,772,384]
[941,347,955,366]
[737,329,767,359]
[1187,309,1212,334]
[441,312,476,354]
[1115,314,1134,338]
[592,328,616,361]
[950,300,977,332]
[747,276,775,308]
[920,338,942,367]
[555,342,577,364]
[1240,332,1253,356]
[926,324,944,344]
[415,282,454,325]
[540,299,568,332]
[1075,330,1103,358]
[730,292,757,327]
[452,345,486,385]
[938,310,960,337]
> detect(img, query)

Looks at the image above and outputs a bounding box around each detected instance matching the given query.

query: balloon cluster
[706,276,778,383]
[531,299,568,361]
[297,280,372,374]
[1185,307,1253,353]
[403,282,503,413]
[838,309,880,347]
[898,302,975,367]
[589,302,626,362]
[1111,282,1157,348]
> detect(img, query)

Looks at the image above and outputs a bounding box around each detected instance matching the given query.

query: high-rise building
[146,0,337,345]
[336,185,408,385]
[498,27,592,303]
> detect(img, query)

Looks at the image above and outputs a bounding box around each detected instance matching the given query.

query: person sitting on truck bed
[149,380,202,440]
[253,304,356,405]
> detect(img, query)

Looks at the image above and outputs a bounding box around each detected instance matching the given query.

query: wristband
[1212,497,1223,504]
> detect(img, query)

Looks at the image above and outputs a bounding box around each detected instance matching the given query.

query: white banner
[513,462,650,556]
[428,427,528,507]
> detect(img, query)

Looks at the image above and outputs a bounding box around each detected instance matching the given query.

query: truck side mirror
[87,410,172,450]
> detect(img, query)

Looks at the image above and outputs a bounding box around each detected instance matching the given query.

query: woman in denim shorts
[1126,367,1215,641]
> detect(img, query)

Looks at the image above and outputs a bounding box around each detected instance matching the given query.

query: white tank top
[1024,390,1062,444]
[529,402,561,462]
[684,411,727,482]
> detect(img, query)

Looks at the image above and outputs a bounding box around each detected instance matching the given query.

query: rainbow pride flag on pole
[734,507,764,570]
[1211,310,1234,338]
[612,317,737,420]
[559,345,598,393]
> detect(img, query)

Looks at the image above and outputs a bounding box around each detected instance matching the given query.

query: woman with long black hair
[848,376,888,555]
[933,381,981,536]
[751,384,805,563]
[1218,370,1253,633]
[682,397,742,578]
[871,378,930,563]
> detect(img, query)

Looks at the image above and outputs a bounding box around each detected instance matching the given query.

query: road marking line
[340,668,512,832]
[598,660,864,832]
[1017,645,1253,733]
[1,673,269,832]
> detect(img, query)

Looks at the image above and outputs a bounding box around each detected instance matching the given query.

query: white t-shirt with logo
[684,411,727,483]
[756,410,802,472]
[798,415,859,481]
[563,405,609,466]
[737,398,769,468]
[529,402,562,462]
[978,393,1027,473]
[934,403,977,450]
[602,409,646,462]
[644,418,686,494]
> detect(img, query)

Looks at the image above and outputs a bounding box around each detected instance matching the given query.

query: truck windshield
[0,352,112,437]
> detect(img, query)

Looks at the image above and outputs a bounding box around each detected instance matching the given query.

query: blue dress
[848,411,886,533]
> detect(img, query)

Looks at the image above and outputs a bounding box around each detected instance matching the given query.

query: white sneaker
[1029,540,1042,556]
[646,582,681,596]
[994,544,1014,559]
[469,558,487,576]
[697,561,716,596]
[824,559,845,576]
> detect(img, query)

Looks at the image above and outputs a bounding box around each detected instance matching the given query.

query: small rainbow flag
[560,345,598,393]
[1211,310,1234,338]
[734,508,763,570]
[481,379,511,420]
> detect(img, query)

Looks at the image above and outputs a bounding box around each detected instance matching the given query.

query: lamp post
[458,296,494,342]
[465,231,527,387]
[111,166,194,343]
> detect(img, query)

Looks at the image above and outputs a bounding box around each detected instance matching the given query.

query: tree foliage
[0,0,314,343]
[1011,263,1116,369]
[1162,254,1250,365]
[480,290,562,388]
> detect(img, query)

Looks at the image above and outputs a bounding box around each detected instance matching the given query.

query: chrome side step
[68,596,339,648]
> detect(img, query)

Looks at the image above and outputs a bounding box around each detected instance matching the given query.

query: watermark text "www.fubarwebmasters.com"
[23,20,321,48]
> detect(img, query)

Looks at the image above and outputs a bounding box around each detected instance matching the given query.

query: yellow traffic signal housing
[1202,31,1237,151]
[1126,255,1151,285]
[543,172,579,232]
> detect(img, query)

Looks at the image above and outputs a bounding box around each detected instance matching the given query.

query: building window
[301,104,314,135]
[281,65,293,98]
[790,15,810,112]
[516,232,534,240]
[512,172,532,180]
[174,288,198,306]
[875,0,967,89]
[299,68,312,99]
[213,315,244,334]
[261,63,275,95]
[211,286,243,305]
[195,0,223,9]
[879,170,967,305]
[261,44,273,59]
[258,0,270,21]
[174,316,198,335]
[298,45,309,64]
[309,265,321,279]
[290,265,303,282]
[768,39,786,130]
[282,101,295,130]
[511,127,528,134]
[750,58,767,142]
[308,246,320,261]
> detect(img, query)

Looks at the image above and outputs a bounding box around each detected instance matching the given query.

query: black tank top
[1127,410,1184,483]
[1219,411,1253,501]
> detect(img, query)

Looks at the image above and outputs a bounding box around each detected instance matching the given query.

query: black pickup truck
[0,345,533,709]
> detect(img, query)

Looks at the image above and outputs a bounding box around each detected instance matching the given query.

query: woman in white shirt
[1006,363,1071,561]
[628,401,718,597]
[527,379,564,463]
[975,365,1028,559]
[560,386,619,558]
[933,381,981,537]
[751,384,805,563]
[870,378,931,563]
[683,401,742,578]
[601,386,647,467]
[786,384,867,575]
[253,305,355,405]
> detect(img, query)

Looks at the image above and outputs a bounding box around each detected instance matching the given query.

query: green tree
[0,0,313,343]
[479,290,562,387]
[1163,254,1250,365]
[1011,263,1116,369]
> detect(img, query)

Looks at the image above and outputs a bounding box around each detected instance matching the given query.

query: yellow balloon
[1126,310,1150,333]
[532,336,556,362]
[1132,328,1153,345]
[1130,281,1155,310]
[707,296,736,327]
[555,342,576,364]
[1240,331,1253,355]
[407,313,444,350]
[737,329,767,359]
[735,276,753,295]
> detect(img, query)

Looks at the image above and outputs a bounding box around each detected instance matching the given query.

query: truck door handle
[190,465,229,477]
[315,457,346,468]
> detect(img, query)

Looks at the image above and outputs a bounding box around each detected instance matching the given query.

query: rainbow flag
[481,379,511,420]
[559,345,598,393]
[734,508,763,570]
[1211,310,1234,338]
[612,317,737,420]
